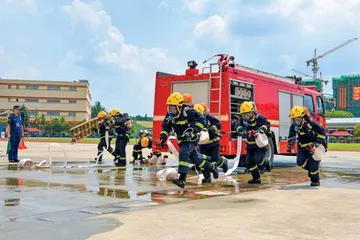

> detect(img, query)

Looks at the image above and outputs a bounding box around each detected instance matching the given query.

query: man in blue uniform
[160,92,219,188]
[6,105,24,162]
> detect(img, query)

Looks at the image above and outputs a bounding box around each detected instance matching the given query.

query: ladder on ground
[209,63,223,120]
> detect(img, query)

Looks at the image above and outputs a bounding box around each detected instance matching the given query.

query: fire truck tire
[265,138,275,169]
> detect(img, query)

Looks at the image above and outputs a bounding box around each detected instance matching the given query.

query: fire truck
[151,54,328,168]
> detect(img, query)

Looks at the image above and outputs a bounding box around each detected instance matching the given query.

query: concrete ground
[1,141,360,240]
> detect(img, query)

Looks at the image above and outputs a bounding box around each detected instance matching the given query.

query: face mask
[168,106,178,117]
[241,113,252,122]
[293,118,302,126]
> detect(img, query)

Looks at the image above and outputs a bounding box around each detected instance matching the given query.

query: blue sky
[1,0,360,116]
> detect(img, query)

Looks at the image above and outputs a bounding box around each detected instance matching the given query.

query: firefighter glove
[160,134,167,148]
[307,143,315,153]
[259,125,267,134]
[208,127,216,135]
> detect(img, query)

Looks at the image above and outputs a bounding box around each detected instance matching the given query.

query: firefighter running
[131,130,153,164]
[287,106,326,186]
[111,108,132,167]
[160,92,219,188]
[194,103,228,182]
[94,111,116,163]
[235,101,272,184]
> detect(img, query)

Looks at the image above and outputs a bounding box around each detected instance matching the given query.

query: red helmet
[182,93,193,105]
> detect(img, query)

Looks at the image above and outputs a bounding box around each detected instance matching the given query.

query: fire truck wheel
[265,138,275,169]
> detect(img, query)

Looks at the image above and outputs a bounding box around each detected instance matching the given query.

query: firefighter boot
[310,181,320,187]
[248,178,261,184]
[171,179,185,188]
[202,171,212,184]
[211,162,219,179]
[218,157,229,173]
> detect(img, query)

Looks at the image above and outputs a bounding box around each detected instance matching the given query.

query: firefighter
[95,111,116,163]
[131,130,153,164]
[160,92,219,188]
[182,93,193,107]
[194,103,228,181]
[235,101,271,184]
[111,108,132,167]
[287,106,326,187]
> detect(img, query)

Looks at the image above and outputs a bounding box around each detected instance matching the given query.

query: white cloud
[62,0,180,72]
[268,0,360,33]
[0,0,37,13]
[193,15,226,38]
[182,0,210,14]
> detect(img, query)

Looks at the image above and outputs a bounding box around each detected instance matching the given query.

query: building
[0,79,91,122]
[326,117,360,134]
[332,74,360,117]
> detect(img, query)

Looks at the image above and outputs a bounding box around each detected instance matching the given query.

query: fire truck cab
[152,54,327,168]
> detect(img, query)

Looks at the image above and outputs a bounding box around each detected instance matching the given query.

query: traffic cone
[18,139,27,150]
[6,140,11,155]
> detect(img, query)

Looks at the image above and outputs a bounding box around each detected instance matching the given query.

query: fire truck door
[279,92,292,139]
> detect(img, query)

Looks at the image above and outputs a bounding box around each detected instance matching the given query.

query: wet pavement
[0,150,360,239]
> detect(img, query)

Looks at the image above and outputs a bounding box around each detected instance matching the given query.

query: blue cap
[13,105,20,110]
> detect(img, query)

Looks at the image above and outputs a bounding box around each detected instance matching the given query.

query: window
[48,86,61,91]
[25,85,39,90]
[68,112,76,117]
[28,111,38,116]
[316,96,325,115]
[16,99,19,102]
[69,100,77,104]
[8,98,10,102]
[16,85,19,89]
[47,99,61,103]
[69,87,77,91]
[25,99,39,103]
[305,94,315,117]
[47,112,60,117]
[8,85,11,89]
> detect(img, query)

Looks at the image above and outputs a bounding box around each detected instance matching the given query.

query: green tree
[354,124,360,138]
[39,114,46,133]
[20,104,30,127]
[337,126,348,131]
[91,101,106,118]
[326,110,354,118]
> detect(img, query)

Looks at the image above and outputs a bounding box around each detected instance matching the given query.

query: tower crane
[306,37,358,80]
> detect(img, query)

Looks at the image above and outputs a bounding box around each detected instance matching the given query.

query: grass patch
[328,143,360,151]
[24,137,137,145]
[136,121,153,128]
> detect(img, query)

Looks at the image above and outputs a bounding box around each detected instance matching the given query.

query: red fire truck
[151,54,327,167]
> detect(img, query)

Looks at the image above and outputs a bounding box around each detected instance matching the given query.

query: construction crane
[291,68,329,94]
[306,37,358,80]
[291,68,312,78]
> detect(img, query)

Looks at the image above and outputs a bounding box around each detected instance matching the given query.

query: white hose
[225,136,242,176]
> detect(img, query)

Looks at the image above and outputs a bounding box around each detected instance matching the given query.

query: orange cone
[18,139,28,150]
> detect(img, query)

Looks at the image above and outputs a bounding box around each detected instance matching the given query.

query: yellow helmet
[240,101,254,114]
[166,92,184,106]
[97,111,107,118]
[110,108,120,116]
[140,137,149,148]
[194,103,205,114]
[290,106,305,119]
